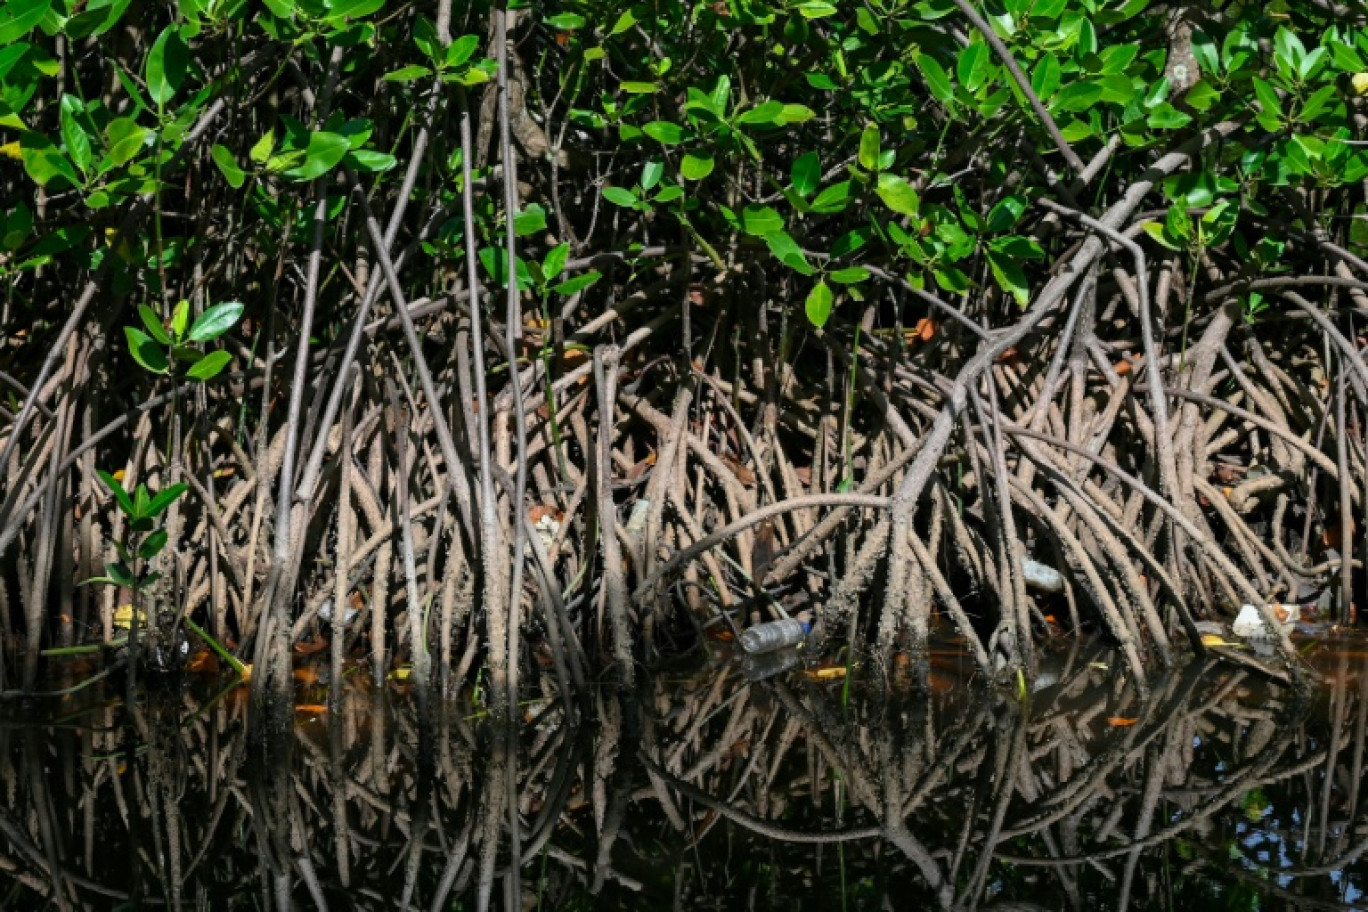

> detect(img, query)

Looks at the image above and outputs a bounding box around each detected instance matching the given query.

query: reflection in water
[0,640,1365,910]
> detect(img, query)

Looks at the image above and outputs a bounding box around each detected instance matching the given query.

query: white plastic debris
[1232,603,1299,639]
[319,599,360,627]
[1022,558,1064,593]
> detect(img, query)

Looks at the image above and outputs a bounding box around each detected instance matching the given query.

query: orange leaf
[294,704,328,715]
[1107,716,1139,726]
[1113,359,1132,376]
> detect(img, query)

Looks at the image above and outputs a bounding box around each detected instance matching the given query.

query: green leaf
[171,300,190,340]
[805,280,834,327]
[986,194,1026,233]
[608,8,636,35]
[59,95,91,175]
[643,120,685,144]
[104,561,135,588]
[957,41,990,92]
[1031,53,1061,100]
[137,529,169,560]
[347,150,397,172]
[514,204,547,236]
[858,123,880,172]
[97,470,135,518]
[287,131,350,181]
[620,81,658,94]
[829,267,870,284]
[742,205,784,236]
[19,131,80,188]
[762,230,814,275]
[875,173,919,217]
[542,243,570,281]
[547,13,585,29]
[210,144,245,188]
[104,118,148,167]
[681,152,714,180]
[810,180,853,214]
[0,0,50,45]
[186,349,232,381]
[791,151,820,196]
[777,104,815,124]
[1183,79,1219,112]
[915,53,954,104]
[188,301,244,342]
[138,305,170,345]
[641,160,663,191]
[145,483,189,519]
[145,25,189,107]
[125,327,169,374]
[986,249,1030,305]
[797,0,837,17]
[248,129,275,164]
[446,33,479,69]
[737,100,784,125]
[1251,77,1282,125]
[551,271,601,296]
[602,186,639,208]
[384,64,432,82]
[1146,102,1191,130]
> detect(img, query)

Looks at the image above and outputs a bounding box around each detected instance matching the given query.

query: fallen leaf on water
[1107,717,1139,726]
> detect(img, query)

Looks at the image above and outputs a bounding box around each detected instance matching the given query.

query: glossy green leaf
[188,302,244,342]
[125,327,169,374]
[875,173,919,217]
[805,280,833,327]
[211,144,245,188]
[186,350,232,381]
[791,151,820,196]
[681,152,714,180]
[858,123,880,172]
[643,120,685,144]
[138,305,170,345]
[146,25,189,106]
[742,205,784,236]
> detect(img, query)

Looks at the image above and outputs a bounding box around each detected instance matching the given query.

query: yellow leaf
[0,141,21,161]
[1200,633,1241,648]
[112,604,146,629]
[389,665,412,681]
[1354,73,1368,96]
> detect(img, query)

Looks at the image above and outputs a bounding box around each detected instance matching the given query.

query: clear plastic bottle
[739,617,809,655]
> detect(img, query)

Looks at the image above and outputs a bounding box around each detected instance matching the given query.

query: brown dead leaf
[529,504,564,524]
[723,456,756,486]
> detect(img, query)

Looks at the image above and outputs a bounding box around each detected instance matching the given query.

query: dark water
[0,636,1365,911]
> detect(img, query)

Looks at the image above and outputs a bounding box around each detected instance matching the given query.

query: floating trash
[739,618,809,655]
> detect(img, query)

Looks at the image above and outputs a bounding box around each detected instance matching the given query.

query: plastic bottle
[739,617,810,655]
[741,648,803,681]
